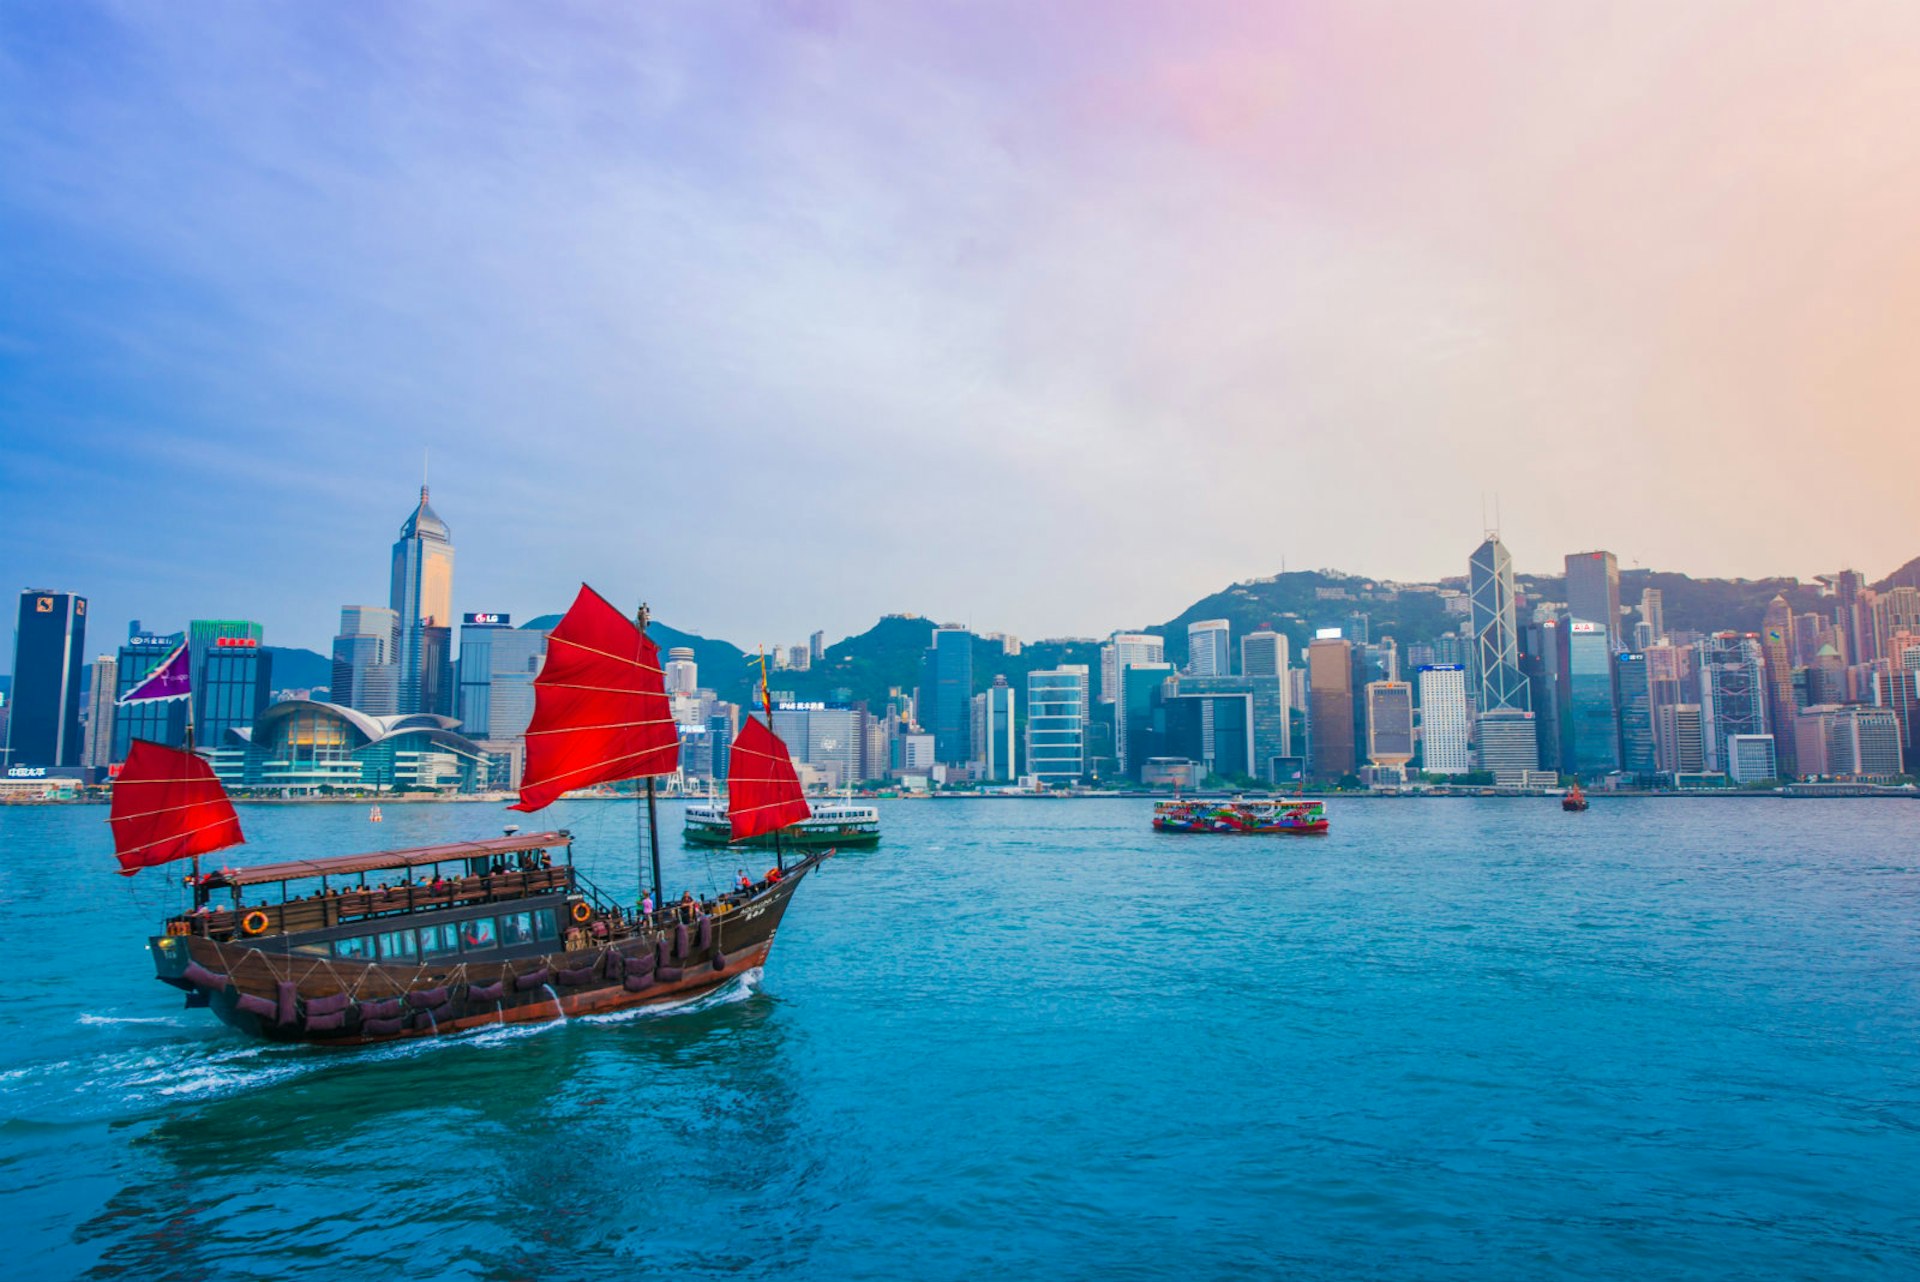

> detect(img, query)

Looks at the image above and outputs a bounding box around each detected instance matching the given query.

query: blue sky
[6,3,1919,662]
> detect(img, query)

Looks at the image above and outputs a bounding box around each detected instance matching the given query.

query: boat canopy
[219,831,572,886]
[513,584,679,812]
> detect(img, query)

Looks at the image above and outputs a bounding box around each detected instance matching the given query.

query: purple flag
[120,643,191,704]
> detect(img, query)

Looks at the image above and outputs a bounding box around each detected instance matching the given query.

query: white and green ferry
[683,799,881,849]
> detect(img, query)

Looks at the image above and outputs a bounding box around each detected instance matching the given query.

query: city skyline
[6,5,1920,650]
[4,497,1917,678]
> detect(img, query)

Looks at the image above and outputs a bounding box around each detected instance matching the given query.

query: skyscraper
[1565,551,1622,648]
[1187,620,1232,676]
[1241,629,1288,679]
[920,626,973,765]
[82,655,117,772]
[1614,651,1656,778]
[1469,536,1529,715]
[1026,666,1089,786]
[1307,635,1355,781]
[809,630,826,663]
[5,589,87,769]
[971,676,1016,782]
[1699,632,1766,773]
[332,606,400,715]
[1416,664,1471,775]
[1760,594,1799,779]
[114,630,187,759]
[1564,620,1619,776]
[191,620,271,748]
[1100,632,1165,704]
[1364,681,1414,771]
[1117,661,1175,777]
[1639,588,1665,645]
[390,486,455,715]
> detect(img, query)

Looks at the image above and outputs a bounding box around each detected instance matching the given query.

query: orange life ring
[241,910,270,936]
[570,901,592,924]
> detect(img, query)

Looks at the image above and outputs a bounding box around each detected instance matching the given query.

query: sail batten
[513,584,679,813]
[109,740,245,876]
[727,715,811,842]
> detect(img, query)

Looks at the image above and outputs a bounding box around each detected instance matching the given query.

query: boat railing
[165,866,575,939]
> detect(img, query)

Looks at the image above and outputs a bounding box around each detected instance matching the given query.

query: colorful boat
[1151,798,1329,835]
[1562,783,1589,812]
[122,585,828,1045]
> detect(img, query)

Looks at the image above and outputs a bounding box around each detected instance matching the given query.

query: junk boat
[685,798,879,848]
[1151,798,1329,835]
[120,585,829,1045]
[1562,782,1589,812]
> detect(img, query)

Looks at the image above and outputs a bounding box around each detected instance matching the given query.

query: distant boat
[369,804,383,823]
[1152,798,1329,835]
[1562,783,1589,812]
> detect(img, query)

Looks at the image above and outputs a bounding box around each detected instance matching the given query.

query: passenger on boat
[641,892,655,917]
[737,869,752,892]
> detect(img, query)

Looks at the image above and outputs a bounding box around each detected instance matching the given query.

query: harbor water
[2,797,1916,1280]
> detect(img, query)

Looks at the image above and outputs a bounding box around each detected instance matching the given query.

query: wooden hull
[149,856,822,1046]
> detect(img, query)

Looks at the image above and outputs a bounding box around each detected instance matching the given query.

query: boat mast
[759,647,785,875]
[637,603,664,913]
[184,662,201,903]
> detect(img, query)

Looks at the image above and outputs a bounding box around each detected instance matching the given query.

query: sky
[4,1,1919,659]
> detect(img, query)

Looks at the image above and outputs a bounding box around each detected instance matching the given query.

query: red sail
[728,714,812,842]
[109,739,245,876]
[513,584,679,812]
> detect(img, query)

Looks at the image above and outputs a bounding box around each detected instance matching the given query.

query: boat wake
[577,966,764,1025]
[5,971,770,1122]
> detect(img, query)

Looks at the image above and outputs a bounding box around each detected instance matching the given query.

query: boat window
[532,908,558,941]
[497,911,535,946]
[419,923,459,959]
[459,917,497,952]
[334,935,375,961]
[378,929,419,962]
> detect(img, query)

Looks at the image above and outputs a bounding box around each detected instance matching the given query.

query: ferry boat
[684,798,879,848]
[1151,798,1329,835]
[116,585,830,1046]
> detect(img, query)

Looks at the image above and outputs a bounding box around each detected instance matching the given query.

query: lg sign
[464,612,509,626]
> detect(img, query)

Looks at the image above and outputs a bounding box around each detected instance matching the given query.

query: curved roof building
[216,699,488,794]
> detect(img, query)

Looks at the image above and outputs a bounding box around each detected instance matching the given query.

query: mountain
[1875,556,1920,593]
[263,646,331,691]
[1141,570,1456,669]
[507,553,1918,714]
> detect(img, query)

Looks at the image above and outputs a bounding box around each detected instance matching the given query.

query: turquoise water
[2,797,1917,1280]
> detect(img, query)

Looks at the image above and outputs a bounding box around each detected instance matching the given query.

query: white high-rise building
[82,655,117,771]
[1241,629,1288,679]
[1187,620,1232,676]
[1099,632,1165,704]
[665,647,698,695]
[1417,664,1471,775]
[970,676,1017,781]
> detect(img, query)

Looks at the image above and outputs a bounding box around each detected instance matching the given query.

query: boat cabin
[163,831,592,965]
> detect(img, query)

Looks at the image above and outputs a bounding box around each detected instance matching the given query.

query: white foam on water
[77,1013,183,1027]
[575,967,763,1025]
